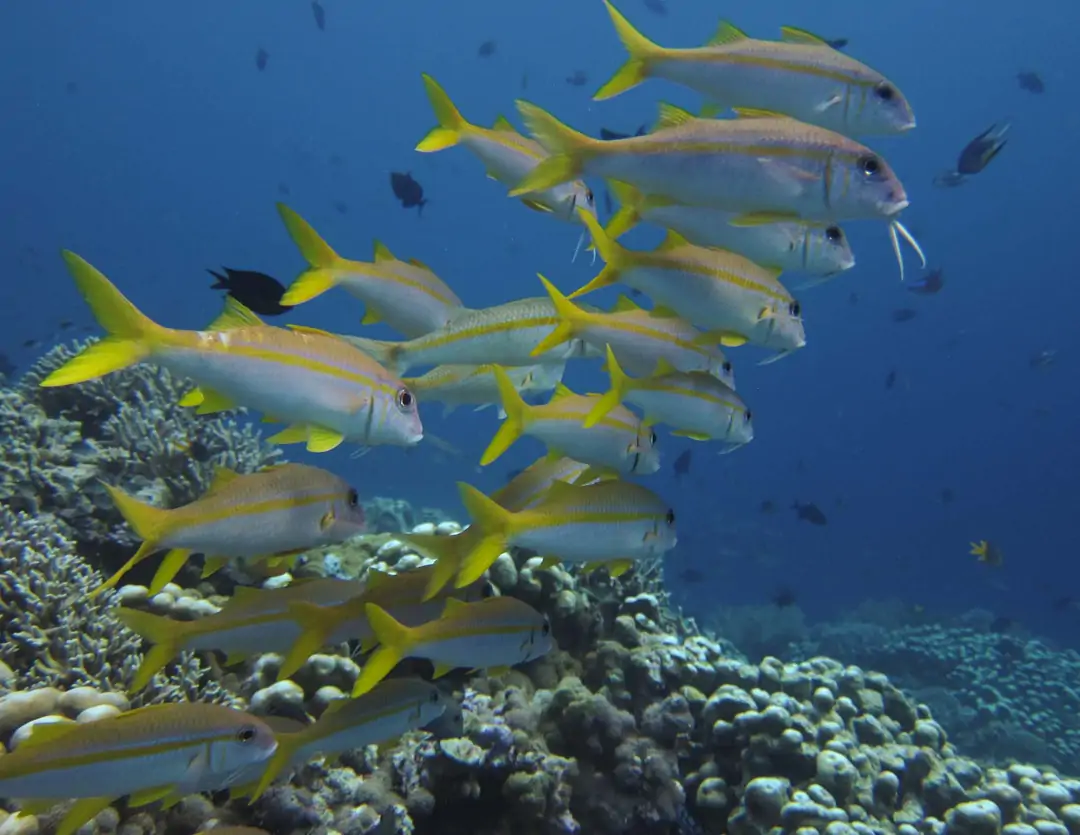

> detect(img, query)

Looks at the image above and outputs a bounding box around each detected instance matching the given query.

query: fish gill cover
[0,2,1078,835]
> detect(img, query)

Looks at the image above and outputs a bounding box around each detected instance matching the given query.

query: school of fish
[18,1,922,824]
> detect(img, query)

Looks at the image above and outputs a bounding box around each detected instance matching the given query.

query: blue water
[2,1,1077,645]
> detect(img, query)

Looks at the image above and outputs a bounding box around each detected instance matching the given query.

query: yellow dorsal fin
[373,240,396,262]
[552,382,575,399]
[707,21,749,46]
[492,115,516,132]
[306,425,345,453]
[732,107,787,120]
[408,257,432,270]
[729,211,801,227]
[365,568,392,589]
[641,193,677,210]
[650,305,681,319]
[206,466,240,494]
[207,297,265,331]
[657,230,691,251]
[178,388,204,408]
[653,357,678,376]
[779,26,830,46]
[655,102,697,131]
[287,324,336,338]
[18,719,79,748]
[442,597,468,617]
[612,295,642,313]
[544,479,585,502]
[762,264,783,280]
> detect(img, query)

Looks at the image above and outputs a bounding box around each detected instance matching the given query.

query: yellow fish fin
[672,430,712,441]
[206,465,240,493]
[306,425,345,453]
[492,114,516,132]
[573,465,615,485]
[487,665,512,676]
[207,296,265,330]
[594,0,659,100]
[729,211,801,227]
[352,604,413,696]
[56,798,115,835]
[114,608,188,691]
[128,786,175,807]
[17,720,78,749]
[442,597,469,616]
[455,483,514,586]
[538,556,561,569]
[178,388,203,407]
[267,424,312,445]
[585,345,631,428]
[147,548,193,595]
[287,324,337,338]
[655,102,697,130]
[719,333,749,348]
[416,74,469,152]
[408,257,433,271]
[18,801,59,816]
[779,26,831,46]
[250,730,307,801]
[699,103,725,119]
[509,102,593,196]
[372,239,396,262]
[567,209,626,299]
[969,540,989,557]
[432,662,455,679]
[200,554,230,578]
[603,180,646,241]
[222,651,249,667]
[732,107,789,120]
[707,20,748,46]
[606,559,635,577]
[650,305,681,319]
[532,274,587,356]
[521,198,554,214]
[193,388,236,415]
[480,368,532,465]
[656,229,691,250]
[652,357,678,376]
[611,294,641,313]
[39,252,163,388]
[276,204,346,305]
[278,601,344,680]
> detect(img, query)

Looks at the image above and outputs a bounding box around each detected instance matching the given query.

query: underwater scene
[1,2,1078,835]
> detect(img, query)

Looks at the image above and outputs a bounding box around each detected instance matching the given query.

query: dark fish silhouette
[772,587,797,608]
[208,268,293,316]
[600,125,647,141]
[1017,71,1044,94]
[891,308,917,323]
[792,501,827,525]
[277,182,291,197]
[311,1,325,31]
[333,200,349,215]
[255,48,269,71]
[848,291,859,305]
[759,499,776,514]
[478,40,497,58]
[643,0,668,14]
[566,70,588,87]
[390,171,428,215]
[940,487,955,505]
[957,121,1009,175]
[908,268,945,295]
[59,320,75,331]
[825,37,848,50]
[885,368,897,390]
[1029,349,1057,369]
[673,449,692,479]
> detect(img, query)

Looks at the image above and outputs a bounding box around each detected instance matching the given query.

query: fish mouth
[883,197,910,217]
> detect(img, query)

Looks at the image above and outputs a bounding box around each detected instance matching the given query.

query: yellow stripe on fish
[40,252,424,452]
[482,366,661,476]
[405,361,565,417]
[573,210,806,358]
[277,203,464,338]
[595,1,915,137]
[98,463,366,596]
[489,454,606,514]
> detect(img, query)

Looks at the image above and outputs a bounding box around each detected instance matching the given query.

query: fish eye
[874,82,895,102]
[396,387,414,410]
[541,619,551,636]
[722,361,733,375]
[236,725,257,743]
[665,509,675,526]
[585,187,595,206]
[859,155,881,177]
[825,225,843,243]
[744,410,752,423]
[347,488,359,507]
[649,430,658,445]
[481,581,496,598]
[789,301,801,317]
[430,691,441,703]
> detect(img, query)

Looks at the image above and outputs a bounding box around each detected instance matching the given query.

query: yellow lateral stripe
[345,261,459,305]
[173,491,345,529]
[668,51,878,86]
[603,140,862,163]
[414,316,559,351]
[594,319,705,352]
[635,255,789,302]
[521,510,661,531]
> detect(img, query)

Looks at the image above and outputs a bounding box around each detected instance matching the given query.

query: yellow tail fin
[147,548,194,596]
[604,181,645,240]
[40,252,164,387]
[455,483,514,587]
[399,530,478,600]
[250,728,308,801]
[352,603,413,696]
[277,203,345,305]
[480,366,532,465]
[416,74,470,152]
[278,600,345,680]
[93,483,171,594]
[531,274,590,357]
[594,0,659,100]
[115,608,188,691]
[584,345,632,428]
[568,209,627,299]
[509,102,594,196]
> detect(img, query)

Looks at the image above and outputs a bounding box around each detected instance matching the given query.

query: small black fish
[990,616,1014,634]
[311,1,326,31]
[825,37,848,50]
[65,81,78,94]
[390,171,428,215]
[772,587,797,608]
[22,338,40,349]
[329,153,345,167]
[566,70,588,87]
[478,40,497,58]
[58,320,75,331]
[940,487,955,505]
[957,121,1009,176]
[891,308,917,323]
[792,500,827,525]
[0,353,15,378]
[255,48,269,72]
[885,368,897,390]
[673,449,692,479]
[759,499,776,514]
[908,268,945,295]
[333,200,349,215]
[1017,70,1044,94]
[208,268,293,316]
[600,125,647,141]
[643,0,668,14]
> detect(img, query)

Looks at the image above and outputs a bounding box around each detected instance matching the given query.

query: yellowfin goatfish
[573,211,805,360]
[415,480,677,591]
[605,181,855,280]
[116,578,370,690]
[41,252,423,453]
[595,1,916,137]
[338,297,598,375]
[352,595,553,696]
[277,204,464,338]
[489,455,602,513]
[276,564,492,679]
[98,464,367,596]
[415,74,596,250]
[483,367,661,475]
[531,274,734,385]
[248,678,453,799]
[405,362,566,417]
[0,703,277,835]
[587,346,754,450]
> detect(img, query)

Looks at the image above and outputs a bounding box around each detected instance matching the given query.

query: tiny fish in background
[772,586,797,608]
[566,70,588,87]
[824,37,849,49]
[792,500,827,525]
[759,499,776,514]
[478,39,497,58]
[312,0,326,31]
[940,487,955,505]
[970,539,1003,567]
[1016,70,1044,94]
[907,267,944,295]
[849,291,859,305]
[333,200,349,215]
[255,47,269,71]
[390,171,428,215]
[891,308,917,323]
[1028,348,1057,370]
[643,0,667,15]
[599,125,646,140]
[884,368,897,389]
[673,449,692,479]
[957,121,1009,175]
[208,268,293,316]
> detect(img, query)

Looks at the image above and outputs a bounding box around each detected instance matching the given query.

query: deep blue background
[2,1,1077,645]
